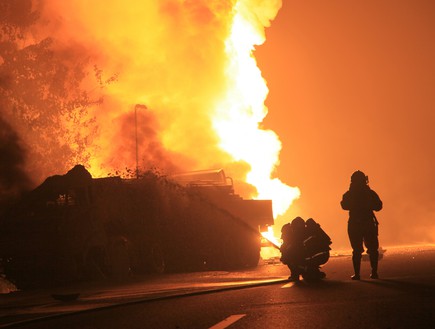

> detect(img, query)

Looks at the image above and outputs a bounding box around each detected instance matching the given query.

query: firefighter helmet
[351,170,368,185]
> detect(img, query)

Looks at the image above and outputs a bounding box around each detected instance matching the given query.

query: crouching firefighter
[280,217,332,282]
[303,218,332,280]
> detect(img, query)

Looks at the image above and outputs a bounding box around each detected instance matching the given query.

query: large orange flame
[29,1,299,220]
[214,1,300,217]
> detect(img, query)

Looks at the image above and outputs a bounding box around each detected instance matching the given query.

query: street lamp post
[134,104,147,179]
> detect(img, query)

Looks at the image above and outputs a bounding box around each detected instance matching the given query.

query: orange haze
[0,1,298,224]
[255,0,435,248]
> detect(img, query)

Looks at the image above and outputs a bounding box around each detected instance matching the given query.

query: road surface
[1,245,434,328]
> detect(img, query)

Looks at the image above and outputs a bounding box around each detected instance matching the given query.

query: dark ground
[0,244,434,328]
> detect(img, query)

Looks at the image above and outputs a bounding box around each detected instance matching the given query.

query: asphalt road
[1,245,434,328]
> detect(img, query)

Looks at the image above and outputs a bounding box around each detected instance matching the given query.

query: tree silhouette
[0,0,113,183]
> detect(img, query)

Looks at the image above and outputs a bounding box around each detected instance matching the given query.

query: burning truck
[0,165,273,288]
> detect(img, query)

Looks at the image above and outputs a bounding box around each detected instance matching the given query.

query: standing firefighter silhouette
[280,217,332,282]
[341,170,383,280]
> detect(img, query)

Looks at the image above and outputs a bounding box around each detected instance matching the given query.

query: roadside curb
[0,277,288,328]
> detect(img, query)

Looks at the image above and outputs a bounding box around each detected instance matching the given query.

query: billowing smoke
[0,117,32,211]
[1,0,298,219]
[34,0,244,179]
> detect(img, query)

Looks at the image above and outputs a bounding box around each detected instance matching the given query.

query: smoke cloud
[1,0,294,213]
[0,117,32,210]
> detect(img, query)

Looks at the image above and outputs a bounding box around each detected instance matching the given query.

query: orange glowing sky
[255,0,435,247]
[2,0,435,249]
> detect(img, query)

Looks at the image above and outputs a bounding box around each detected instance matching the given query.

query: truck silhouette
[0,165,273,288]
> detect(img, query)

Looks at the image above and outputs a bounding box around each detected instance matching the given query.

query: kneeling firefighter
[303,218,332,280]
[280,217,332,281]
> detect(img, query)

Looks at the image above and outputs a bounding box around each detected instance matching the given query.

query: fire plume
[214,1,300,216]
[1,0,299,219]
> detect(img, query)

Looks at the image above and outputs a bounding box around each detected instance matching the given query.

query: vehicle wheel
[148,242,166,274]
[108,237,131,279]
[53,255,80,284]
[220,234,243,270]
[244,232,262,267]
[82,246,108,280]
[223,233,261,269]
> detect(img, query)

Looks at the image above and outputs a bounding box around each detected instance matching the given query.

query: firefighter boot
[288,266,300,282]
[351,254,361,280]
[369,251,379,279]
